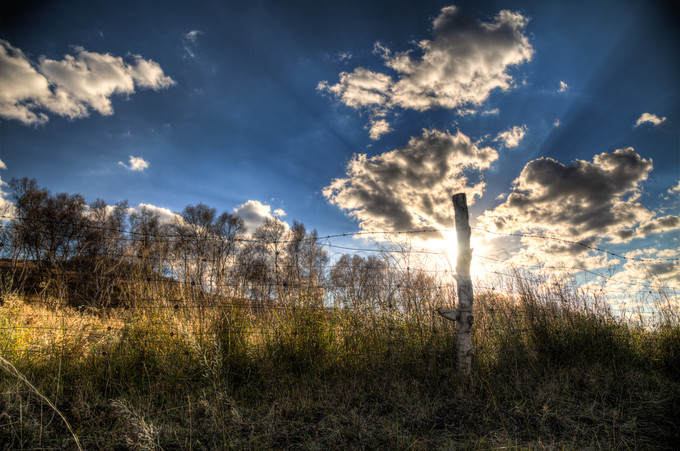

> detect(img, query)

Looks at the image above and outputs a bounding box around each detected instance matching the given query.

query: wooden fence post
[437,193,474,375]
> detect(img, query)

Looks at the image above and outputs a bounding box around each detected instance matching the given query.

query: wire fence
[1,212,678,360]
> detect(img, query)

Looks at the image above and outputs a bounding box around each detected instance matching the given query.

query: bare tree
[284,222,328,304]
[237,217,288,302]
[129,206,170,303]
[329,254,392,309]
[73,199,129,305]
[211,212,244,297]
[6,178,88,300]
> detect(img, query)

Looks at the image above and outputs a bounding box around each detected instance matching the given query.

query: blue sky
[1,0,678,295]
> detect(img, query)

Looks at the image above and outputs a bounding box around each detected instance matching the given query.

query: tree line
[0,178,442,313]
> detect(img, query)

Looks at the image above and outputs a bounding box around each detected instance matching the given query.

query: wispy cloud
[118,156,150,171]
[335,52,352,63]
[318,5,533,139]
[323,128,498,233]
[182,30,203,58]
[553,119,561,127]
[635,112,666,128]
[481,108,500,116]
[494,124,527,148]
[0,39,174,125]
[558,81,568,92]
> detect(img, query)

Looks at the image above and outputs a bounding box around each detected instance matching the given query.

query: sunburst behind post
[437,193,474,375]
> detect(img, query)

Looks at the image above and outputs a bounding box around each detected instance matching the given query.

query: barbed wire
[2,214,677,262]
[471,227,680,262]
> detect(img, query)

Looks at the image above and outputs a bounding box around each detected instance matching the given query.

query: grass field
[1,281,679,449]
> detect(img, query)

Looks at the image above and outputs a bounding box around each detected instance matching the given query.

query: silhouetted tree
[6,178,88,299]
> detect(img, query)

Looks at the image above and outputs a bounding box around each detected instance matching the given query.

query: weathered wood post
[437,193,474,375]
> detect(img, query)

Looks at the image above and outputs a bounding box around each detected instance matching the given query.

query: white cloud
[669,181,680,194]
[481,108,500,116]
[128,203,179,223]
[234,200,288,234]
[553,119,561,127]
[558,81,568,93]
[317,68,392,109]
[323,128,498,233]
[494,124,527,148]
[318,6,533,136]
[0,40,52,124]
[635,112,666,128]
[118,156,149,171]
[372,41,391,59]
[367,118,392,140]
[0,39,174,125]
[456,108,478,116]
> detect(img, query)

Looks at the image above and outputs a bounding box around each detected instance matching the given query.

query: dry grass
[1,281,679,449]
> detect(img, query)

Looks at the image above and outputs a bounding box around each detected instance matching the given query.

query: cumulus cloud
[558,81,568,92]
[635,112,666,128]
[367,118,392,140]
[494,124,527,148]
[118,156,150,171]
[128,203,179,223]
[323,128,498,234]
[669,181,680,194]
[479,147,657,244]
[476,147,680,271]
[234,200,288,234]
[318,5,533,137]
[639,215,680,234]
[317,68,392,110]
[0,39,174,125]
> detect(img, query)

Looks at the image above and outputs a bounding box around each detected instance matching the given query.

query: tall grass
[1,277,679,449]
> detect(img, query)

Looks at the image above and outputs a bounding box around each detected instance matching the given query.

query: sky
[1,0,679,301]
